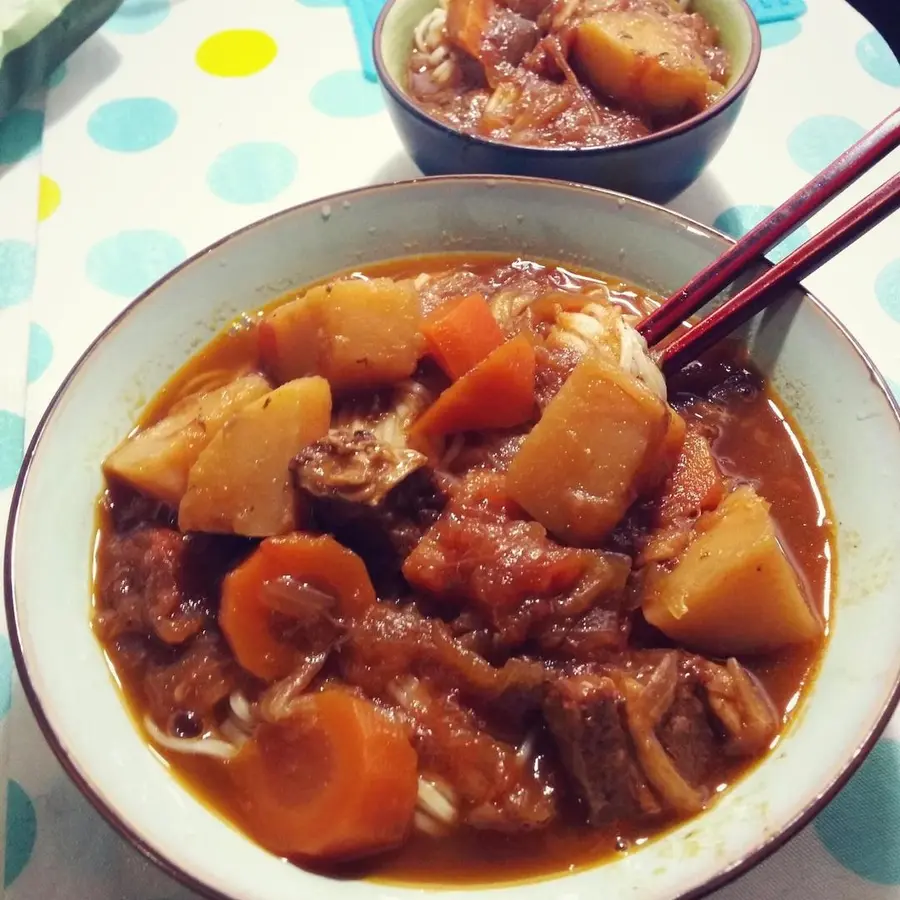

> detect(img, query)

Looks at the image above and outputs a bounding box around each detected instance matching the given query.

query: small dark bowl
[374,0,761,202]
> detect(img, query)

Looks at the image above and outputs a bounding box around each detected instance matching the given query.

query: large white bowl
[6,176,900,900]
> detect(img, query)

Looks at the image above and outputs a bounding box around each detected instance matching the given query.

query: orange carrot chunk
[230,688,418,861]
[220,533,376,681]
[409,335,536,451]
[422,293,505,380]
[655,427,724,526]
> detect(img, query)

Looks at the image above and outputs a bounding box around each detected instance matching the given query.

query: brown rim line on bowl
[374,0,762,202]
[6,176,900,900]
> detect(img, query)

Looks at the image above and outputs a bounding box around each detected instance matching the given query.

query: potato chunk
[103,374,272,507]
[642,485,823,656]
[507,353,669,544]
[572,11,722,118]
[178,377,332,536]
[259,278,423,391]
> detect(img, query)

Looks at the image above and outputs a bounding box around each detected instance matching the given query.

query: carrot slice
[230,688,418,861]
[422,293,504,380]
[409,335,536,451]
[220,533,376,681]
[655,426,724,526]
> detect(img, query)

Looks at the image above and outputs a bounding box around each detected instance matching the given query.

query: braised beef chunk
[657,686,716,786]
[293,429,429,506]
[102,484,176,533]
[292,428,448,589]
[485,8,541,68]
[543,652,778,824]
[543,675,657,823]
[537,604,631,659]
[143,631,241,732]
[95,527,236,646]
[105,630,241,734]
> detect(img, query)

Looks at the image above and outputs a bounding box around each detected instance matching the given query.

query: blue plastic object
[346,0,386,82]
[745,0,807,24]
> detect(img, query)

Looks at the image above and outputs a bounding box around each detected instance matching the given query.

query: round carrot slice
[230,688,418,861]
[220,533,376,681]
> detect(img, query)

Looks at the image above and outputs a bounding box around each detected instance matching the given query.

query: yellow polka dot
[196,29,277,77]
[37,176,61,221]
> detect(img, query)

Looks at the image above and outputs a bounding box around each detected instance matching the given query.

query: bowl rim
[372,0,763,157]
[5,174,900,900]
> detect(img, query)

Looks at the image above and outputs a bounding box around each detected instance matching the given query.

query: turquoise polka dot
[87,98,177,153]
[787,116,866,175]
[760,20,801,49]
[27,323,53,384]
[856,31,900,87]
[815,738,900,884]
[4,781,36,888]
[46,61,66,89]
[0,241,36,308]
[207,142,298,204]
[0,636,11,719]
[105,0,170,33]
[875,259,900,324]
[0,109,43,165]
[310,70,384,118]
[0,411,24,490]
[713,205,811,264]
[86,230,186,298]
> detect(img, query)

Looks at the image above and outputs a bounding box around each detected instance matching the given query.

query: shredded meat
[393,676,557,831]
[403,472,631,646]
[342,604,547,725]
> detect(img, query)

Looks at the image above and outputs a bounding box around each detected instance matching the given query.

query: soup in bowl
[374,0,761,199]
[6,176,900,900]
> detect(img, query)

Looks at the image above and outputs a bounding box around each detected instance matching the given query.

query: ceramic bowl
[374,0,761,202]
[6,176,900,900]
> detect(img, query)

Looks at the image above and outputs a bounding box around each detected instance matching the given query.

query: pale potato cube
[103,374,272,507]
[642,485,823,656]
[507,353,669,544]
[178,377,332,537]
[573,11,716,118]
[259,278,423,391]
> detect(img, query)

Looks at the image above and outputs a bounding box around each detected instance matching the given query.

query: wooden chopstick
[637,106,900,349]
[656,171,900,376]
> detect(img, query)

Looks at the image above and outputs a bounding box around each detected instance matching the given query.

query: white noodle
[219,718,251,749]
[414,273,432,289]
[414,8,446,53]
[414,810,448,836]
[228,690,254,729]
[432,59,456,84]
[417,777,459,825]
[143,716,240,761]
[440,432,466,469]
[616,318,667,402]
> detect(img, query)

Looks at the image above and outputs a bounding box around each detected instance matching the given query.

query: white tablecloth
[0,0,898,895]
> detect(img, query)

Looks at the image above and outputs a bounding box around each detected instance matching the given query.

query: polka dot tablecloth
[0,0,899,896]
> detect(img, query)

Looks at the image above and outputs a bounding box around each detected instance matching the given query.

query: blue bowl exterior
[380,84,751,203]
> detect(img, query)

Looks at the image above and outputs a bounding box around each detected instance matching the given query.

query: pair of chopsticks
[640,107,900,375]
